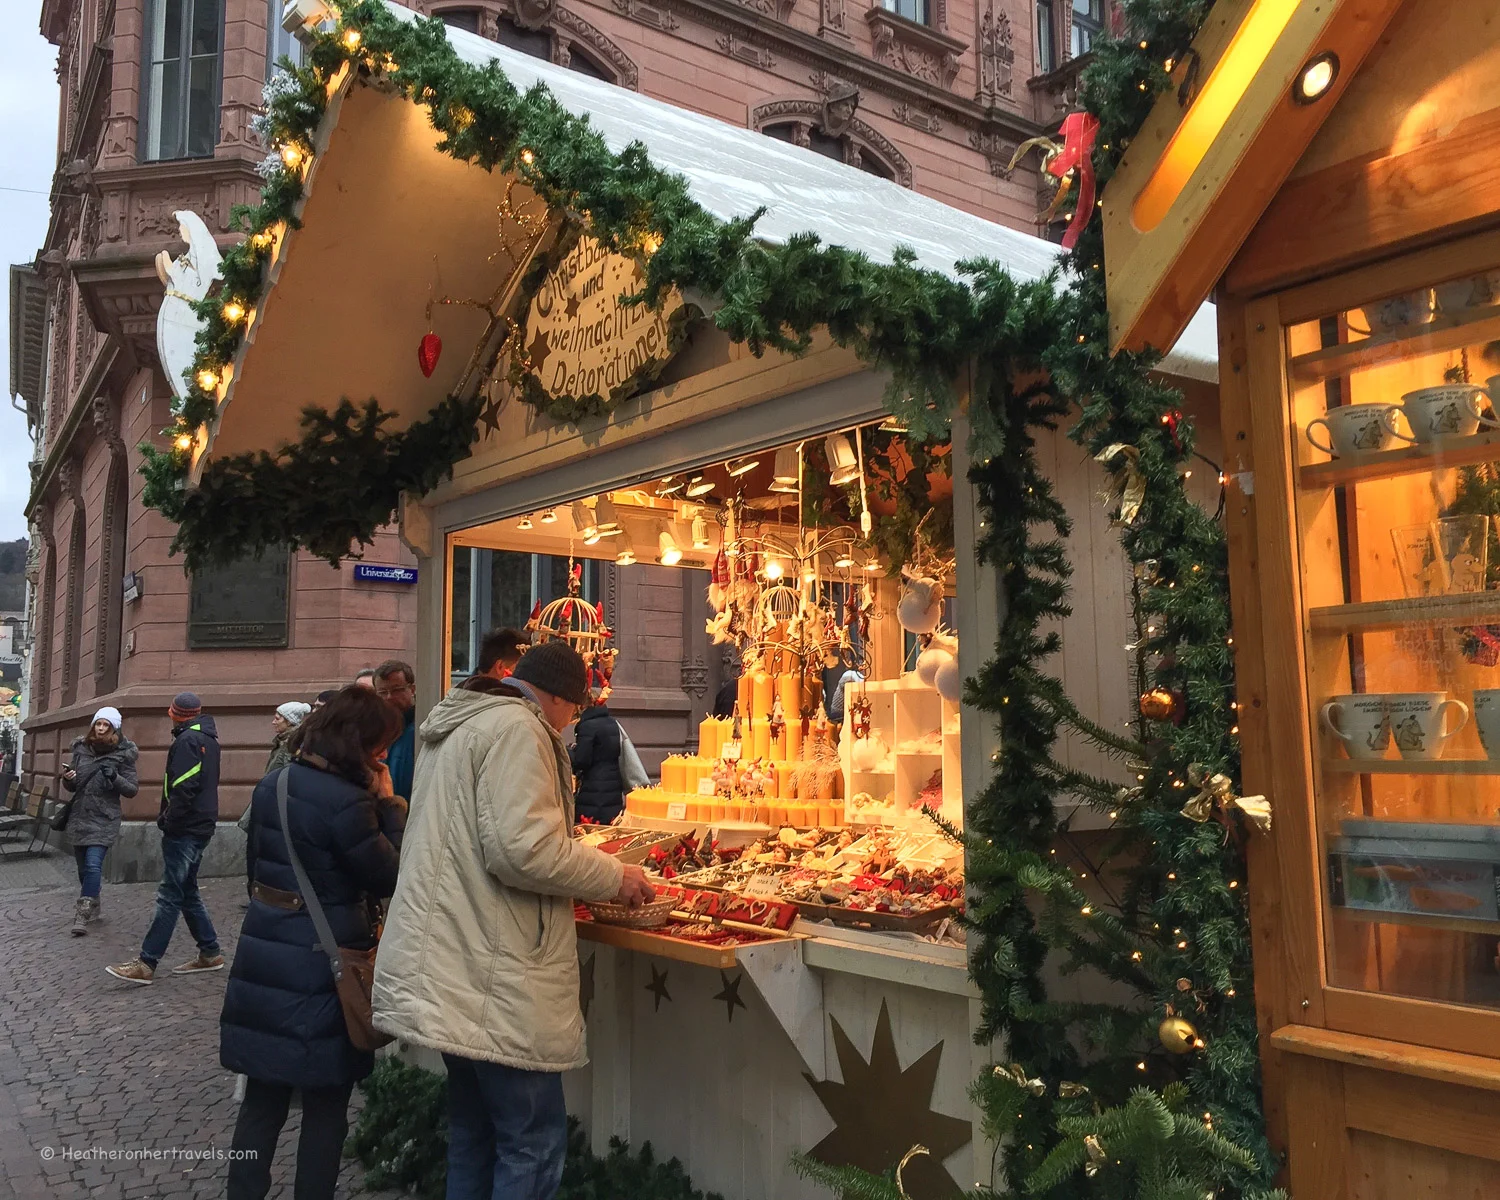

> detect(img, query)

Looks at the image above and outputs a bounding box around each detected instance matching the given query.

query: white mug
[1351,289,1434,334]
[1320,694,1391,760]
[1305,403,1404,457]
[1398,385,1499,443]
[1387,692,1469,761]
[1474,689,1500,760]
[1435,272,1500,315]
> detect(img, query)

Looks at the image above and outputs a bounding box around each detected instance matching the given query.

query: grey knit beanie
[509,641,590,705]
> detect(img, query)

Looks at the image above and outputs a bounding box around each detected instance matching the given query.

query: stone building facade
[11,0,1104,864]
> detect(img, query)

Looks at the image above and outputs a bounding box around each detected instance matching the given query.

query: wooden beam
[1103,0,1407,356]
[1227,105,1500,297]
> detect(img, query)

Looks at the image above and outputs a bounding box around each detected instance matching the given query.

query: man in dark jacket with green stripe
[106,692,225,985]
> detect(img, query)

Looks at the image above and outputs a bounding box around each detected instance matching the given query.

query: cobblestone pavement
[0,851,404,1200]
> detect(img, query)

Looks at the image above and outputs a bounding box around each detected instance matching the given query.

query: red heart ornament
[418,332,442,378]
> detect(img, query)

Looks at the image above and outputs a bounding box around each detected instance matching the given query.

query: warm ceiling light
[595,496,622,535]
[726,455,759,477]
[517,514,534,530]
[770,445,800,493]
[571,501,598,541]
[691,515,711,550]
[685,475,714,498]
[765,558,784,580]
[834,552,855,568]
[657,530,682,566]
[824,434,860,487]
[539,508,557,524]
[1131,0,1300,233]
[616,543,636,566]
[863,560,881,572]
[656,476,684,496]
[1292,52,1339,104]
[584,531,602,546]
[803,567,818,583]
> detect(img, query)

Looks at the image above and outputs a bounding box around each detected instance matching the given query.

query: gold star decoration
[712,971,747,1023]
[645,962,672,1012]
[803,1001,970,1200]
[579,953,595,1020]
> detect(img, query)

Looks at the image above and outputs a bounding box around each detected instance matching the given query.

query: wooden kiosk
[1104,1,1500,1194]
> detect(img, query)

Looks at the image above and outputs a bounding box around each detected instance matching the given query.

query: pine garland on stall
[145,3,1282,1195]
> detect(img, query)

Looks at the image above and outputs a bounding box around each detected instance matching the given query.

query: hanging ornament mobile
[419,255,443,377]
[530,559,616,669]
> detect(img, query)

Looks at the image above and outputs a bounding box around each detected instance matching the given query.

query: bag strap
[275,767,344,982]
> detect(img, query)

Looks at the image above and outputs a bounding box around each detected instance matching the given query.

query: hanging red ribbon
[1049,112,1100,251]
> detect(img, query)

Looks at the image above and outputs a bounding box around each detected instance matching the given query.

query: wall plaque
[188,546,291,648]
[515,234,687,422]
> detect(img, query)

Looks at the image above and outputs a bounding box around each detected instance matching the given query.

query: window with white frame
[1071,0,1103,58]
[266,0,303,79]
[1036,0,1056,72]
[879,0,930,25]
[142,0,223,160]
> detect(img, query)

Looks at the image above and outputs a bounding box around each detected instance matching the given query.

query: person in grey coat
[61,707,139,936]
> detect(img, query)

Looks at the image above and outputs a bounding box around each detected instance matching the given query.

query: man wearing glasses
[373,660,417,803]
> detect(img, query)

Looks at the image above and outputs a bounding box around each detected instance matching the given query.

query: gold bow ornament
[1181,764,1271,832]
[1083,1134,1108,1177]
[1095,443,1148,526]
[996,1063,1047,1096]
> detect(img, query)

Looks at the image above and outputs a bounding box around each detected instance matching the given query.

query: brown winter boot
[70,898,89,937]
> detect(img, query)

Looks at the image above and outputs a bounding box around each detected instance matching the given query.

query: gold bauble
[1158,1016,1200,1054]
[1139,686,1176,722]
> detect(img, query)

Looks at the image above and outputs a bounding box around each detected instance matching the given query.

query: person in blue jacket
[105,691,224,985]
[220,686,406,1200]
[373,659,417,803]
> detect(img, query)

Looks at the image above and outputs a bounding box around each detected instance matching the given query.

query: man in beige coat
[373,641,653,1200]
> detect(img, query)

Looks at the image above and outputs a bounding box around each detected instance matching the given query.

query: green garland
[143,3,1280,1196]
[348,1058,723,1200]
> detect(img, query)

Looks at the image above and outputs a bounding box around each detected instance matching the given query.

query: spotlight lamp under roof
[616,541,637,566]
[539,508,558,524]
[691,515,711,550]
[824,433,860,487]
[594,496,622,536]
[1292,51,1339,104]
[657,530,683,566]
[656,476,684,497]
[571,501,598,540]
[684,475,715,498]
[726,455,760,478]
[517,514,534,530]
[770,445,801,493]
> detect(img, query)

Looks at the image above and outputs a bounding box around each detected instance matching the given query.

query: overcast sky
[0,18,60,542]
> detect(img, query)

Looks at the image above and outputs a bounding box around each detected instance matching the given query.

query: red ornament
[418,331,442,378]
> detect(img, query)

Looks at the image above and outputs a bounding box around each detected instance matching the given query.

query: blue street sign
[353,564,419,585]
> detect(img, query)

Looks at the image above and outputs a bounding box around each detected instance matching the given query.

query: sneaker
[171,954,225,975]
[105,959,154,985]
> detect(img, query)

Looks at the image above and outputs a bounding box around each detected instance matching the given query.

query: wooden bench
[0,786,55,858]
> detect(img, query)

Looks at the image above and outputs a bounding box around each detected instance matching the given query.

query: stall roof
[197,1,1216,475]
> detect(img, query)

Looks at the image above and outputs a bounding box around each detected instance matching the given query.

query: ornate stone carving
[809,72,860,136]
[968,128,1019,177]
[134,191,215,238]
[735,0,795,21]
[891,102,942,133]
[864,9,963,88]
[716,33,777,70]
[513,0,558,30]
[100,188,127,243]
[611,0,680,32]
[680,658,708,699]
[975,1,1014,106]
[818,0,851,43]
[750,98,914,187]
[551,8,641,89]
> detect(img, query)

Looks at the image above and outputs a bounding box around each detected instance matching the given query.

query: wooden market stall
[184,5,1221,1197]
[1102,0,1500,1195]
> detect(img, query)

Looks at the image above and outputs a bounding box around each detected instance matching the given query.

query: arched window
[428,3,639,88]
[755,92,913,189]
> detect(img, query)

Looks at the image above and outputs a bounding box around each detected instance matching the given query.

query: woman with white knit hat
[265,701,312,775]
[60,707,138,935]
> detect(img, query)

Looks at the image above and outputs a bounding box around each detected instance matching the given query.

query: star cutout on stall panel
[564,292,580,319]
[527,329,552,374]
[803,1000,970,1200]
[477,394,504,438]
[579,953,596,1020]
[712,971,747,1023]
[645,962,672,1011]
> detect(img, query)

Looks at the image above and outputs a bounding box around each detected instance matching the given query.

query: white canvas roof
[195,3,1214,472]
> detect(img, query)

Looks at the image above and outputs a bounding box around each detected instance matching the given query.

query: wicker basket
[586,897,678,929]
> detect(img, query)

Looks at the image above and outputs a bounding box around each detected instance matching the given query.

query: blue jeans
[441,1053,567,1200]
[139,835,220,968]
[74,845,107,898]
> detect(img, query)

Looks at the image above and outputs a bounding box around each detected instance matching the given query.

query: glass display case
[1289,259,1500,1010]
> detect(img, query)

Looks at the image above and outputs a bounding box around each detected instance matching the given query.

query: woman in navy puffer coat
[221,687,406,1200]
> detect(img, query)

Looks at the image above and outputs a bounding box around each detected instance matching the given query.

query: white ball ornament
[934,656,962,702]
[916,646,953,687]
[898,577,942,634]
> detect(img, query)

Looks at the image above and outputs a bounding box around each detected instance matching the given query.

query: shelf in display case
[1322,758,1500,776]
[1299,429,1500,490]
[1288,306,1500,384]
[1308,591,1500,633]
[1339,906,1500,938]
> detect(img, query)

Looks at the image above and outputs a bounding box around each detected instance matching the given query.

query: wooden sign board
[1102,0,1405,356]
[522,235,685,406]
